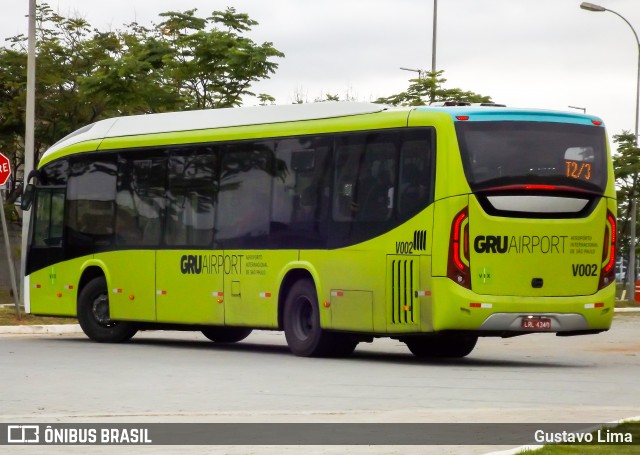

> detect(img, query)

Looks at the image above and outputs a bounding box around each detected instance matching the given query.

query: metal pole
[432,0,437,74]
[1,189,20,318]
[630,198,637,303]
[20,0,36,311]
[430,0,438,104]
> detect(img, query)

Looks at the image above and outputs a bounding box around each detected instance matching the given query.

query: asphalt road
[1,313,639,454]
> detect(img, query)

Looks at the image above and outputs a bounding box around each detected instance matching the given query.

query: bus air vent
[389,258,418,324]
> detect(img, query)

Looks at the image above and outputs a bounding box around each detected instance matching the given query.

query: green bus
[22,102,616,358]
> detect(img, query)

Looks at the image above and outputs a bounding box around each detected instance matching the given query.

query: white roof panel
[42,102,388,160]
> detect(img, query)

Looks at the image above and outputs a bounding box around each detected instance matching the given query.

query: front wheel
[77,276,137,343]
[201,326,252,343]
[404,333,477,358]
[283,279,357,358]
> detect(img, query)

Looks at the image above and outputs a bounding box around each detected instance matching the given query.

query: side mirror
[21,183,35,211]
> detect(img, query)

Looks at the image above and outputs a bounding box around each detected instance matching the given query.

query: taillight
[598,210,616,290]
[448,207,471,288]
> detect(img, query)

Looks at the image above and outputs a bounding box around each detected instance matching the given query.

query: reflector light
[259,292,271,298]
[34,284,41,289]
[592,120,602,126]
[128,295,135,300]
[156,290,167,295]
[470,302,492,309]
[331,291,344,297]
[323,302,331,308]
[585,303,605,309]
[56,292,62,298]
[64,285,73,290]
[456,115,470,121]
[211,291,224,297]
[112,288,123,294]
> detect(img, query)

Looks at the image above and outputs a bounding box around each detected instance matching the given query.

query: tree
[0,3,284,194]
[375,70,492,106]
[612,131,640,283]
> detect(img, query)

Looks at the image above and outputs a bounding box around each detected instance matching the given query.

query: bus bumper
[430,277,615,335]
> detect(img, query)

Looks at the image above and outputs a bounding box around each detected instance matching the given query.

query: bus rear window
[455,121,607,193]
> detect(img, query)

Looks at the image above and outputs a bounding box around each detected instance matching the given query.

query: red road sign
[0,153,10,186]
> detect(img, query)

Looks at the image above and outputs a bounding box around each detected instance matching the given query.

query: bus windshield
[455,121,607,193]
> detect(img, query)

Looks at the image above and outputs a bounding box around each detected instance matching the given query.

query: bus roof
[41,103,605,163]
[42,102,388,160]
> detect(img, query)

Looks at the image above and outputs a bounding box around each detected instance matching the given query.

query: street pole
[20,0,37,311]
[432,0,438,74]
[430,0,438,103]
[580,3,640,303]
[0,189,20,318]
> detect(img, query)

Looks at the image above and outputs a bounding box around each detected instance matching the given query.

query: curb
[0,324,82,334]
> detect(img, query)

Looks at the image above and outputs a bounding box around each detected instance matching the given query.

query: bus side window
[66,158,117,253]
[271,136,330,247]
[165,148,218,247]
[398,132,434,217]
[333,132,397,223]
[216,141,274,247]
[116,155,166,247]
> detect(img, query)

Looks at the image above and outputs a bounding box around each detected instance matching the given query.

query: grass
[0,304,76,326]
[0,289,77,325]
[519,421,640,454]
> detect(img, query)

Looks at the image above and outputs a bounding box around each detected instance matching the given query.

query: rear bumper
[430,277,615,334]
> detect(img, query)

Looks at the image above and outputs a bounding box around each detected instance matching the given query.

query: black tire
[77,277,137,343]
[405,333,477,358]
[283,279,357,357]
[201,326,252,343]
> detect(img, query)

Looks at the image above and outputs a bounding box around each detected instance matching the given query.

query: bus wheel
[284,279,352,357]
[404,333,477,358]
[77,277,137,343]
[201,327,252,343]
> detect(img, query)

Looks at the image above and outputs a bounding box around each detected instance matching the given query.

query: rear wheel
[77,276,137,343]
[283,279,357,357]
[404,333,477,358]
[201,326,252,343]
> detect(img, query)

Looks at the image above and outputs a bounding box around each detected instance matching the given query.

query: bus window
[217,141,274,247]
[66,158,117,252]
[33,189,64,248]
[456,121,607,193]
[271,136,331,247]
[165,147,218,247]
[333,132,397,223]
[116,155,166,247]
[398,131,434,217]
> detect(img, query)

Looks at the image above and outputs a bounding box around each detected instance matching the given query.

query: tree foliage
[375,70,492,106]
[612,131,640,273]
[0,3,283,193]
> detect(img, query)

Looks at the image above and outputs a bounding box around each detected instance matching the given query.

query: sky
[1,0,639,147]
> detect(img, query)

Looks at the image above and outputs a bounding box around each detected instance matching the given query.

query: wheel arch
[77,263,107,303]
[277,266,320,330]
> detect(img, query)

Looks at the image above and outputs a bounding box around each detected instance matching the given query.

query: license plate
[521,317,551,330]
